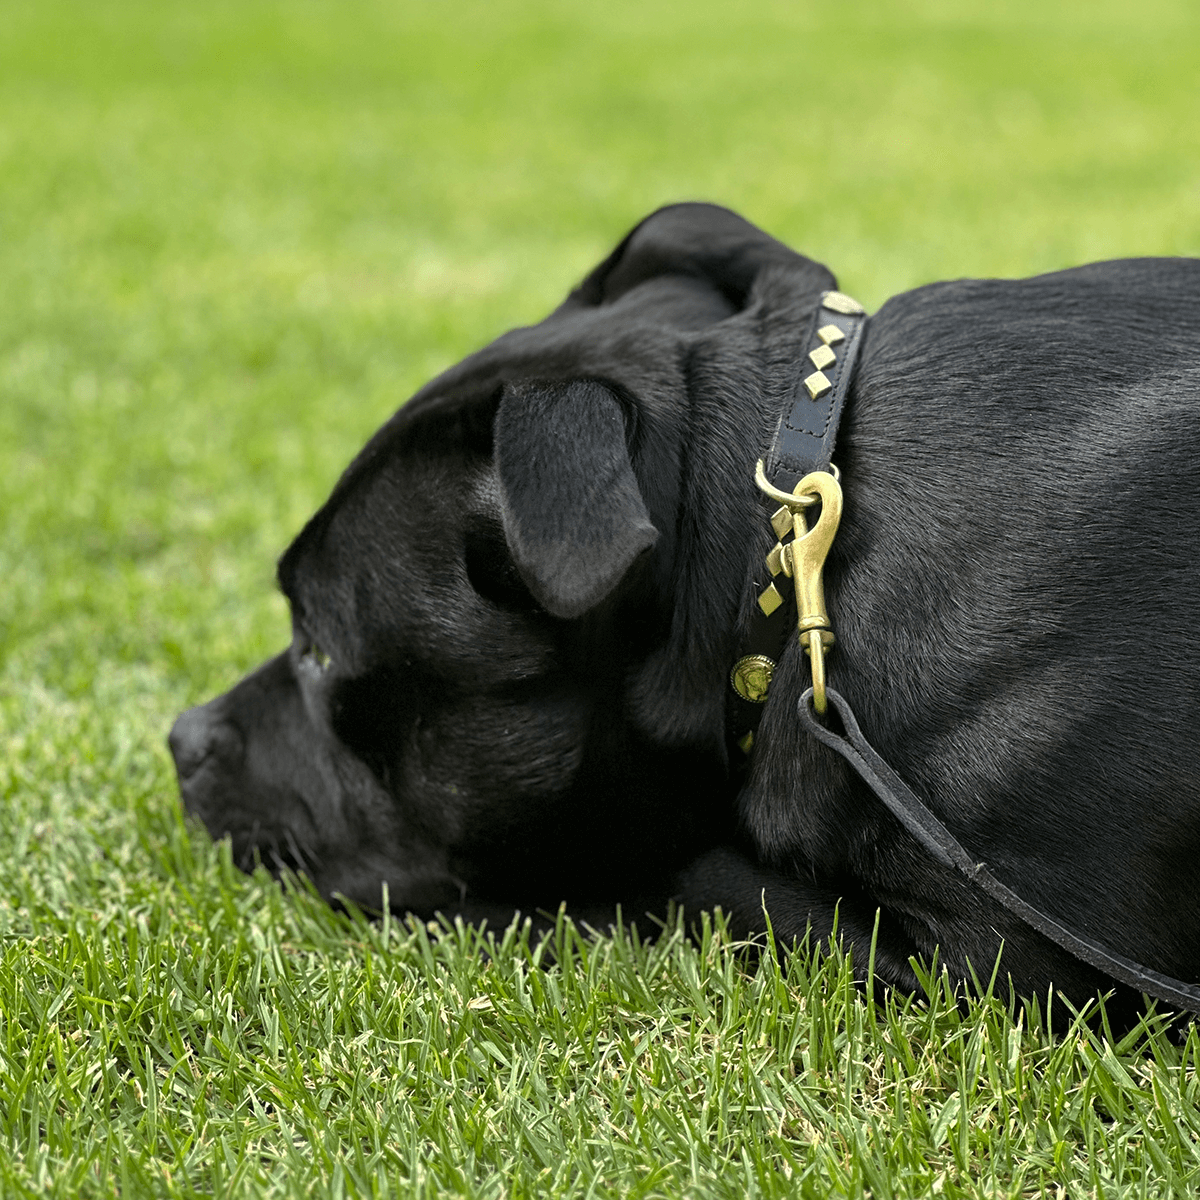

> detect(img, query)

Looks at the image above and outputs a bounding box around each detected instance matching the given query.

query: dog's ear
[494,379,656,620]
[567,202,835,311]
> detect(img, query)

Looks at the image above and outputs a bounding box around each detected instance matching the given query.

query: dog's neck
[622,288,866,769]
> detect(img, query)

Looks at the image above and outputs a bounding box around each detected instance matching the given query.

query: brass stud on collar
[757,582,784,616]
[804,370,832,400]
[808,344,837,371]
[817,323,845,346]
[770,505,793,539]
[730,655,776,703]
[822,290,865,315]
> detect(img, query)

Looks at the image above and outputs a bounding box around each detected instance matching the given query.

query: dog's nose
[168,706,244,780]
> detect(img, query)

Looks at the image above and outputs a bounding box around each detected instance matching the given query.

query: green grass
[3,0,1200,1194]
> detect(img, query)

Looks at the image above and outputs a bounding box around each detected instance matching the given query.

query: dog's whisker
[283,829,312,876]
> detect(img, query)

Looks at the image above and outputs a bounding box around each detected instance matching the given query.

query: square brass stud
[738,732,754,754]
[817,323,845,346]
[822,290,865,315]
[770,505,792,539]
[804,370,832,400]
[757,583,784,616]
[808,344,836,371]
[765,543,784,576]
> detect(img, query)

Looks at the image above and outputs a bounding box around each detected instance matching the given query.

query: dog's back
[738,257,1200,993]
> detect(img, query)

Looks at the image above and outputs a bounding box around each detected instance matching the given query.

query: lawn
[2,0,1200,1195]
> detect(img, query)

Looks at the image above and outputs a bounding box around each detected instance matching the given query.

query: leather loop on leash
[798,687,1200,1014]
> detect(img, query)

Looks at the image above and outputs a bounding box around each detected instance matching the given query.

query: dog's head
[169,203,835,915]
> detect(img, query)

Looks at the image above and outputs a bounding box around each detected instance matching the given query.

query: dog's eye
[301,642,332,672]
[464,525,540,614]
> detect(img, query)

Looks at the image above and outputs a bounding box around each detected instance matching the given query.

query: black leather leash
[726,289,1200,1015]
[799,688,1200,1014]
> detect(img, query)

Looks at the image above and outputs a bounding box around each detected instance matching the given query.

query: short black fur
[170,203,1200,1015]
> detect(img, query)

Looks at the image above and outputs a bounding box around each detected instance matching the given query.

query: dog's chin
[191,824,469,917]
[320,862,471,917]
[179,812,314,880]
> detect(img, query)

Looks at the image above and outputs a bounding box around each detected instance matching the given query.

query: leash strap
[727,292,867,754]
[799,687,1200,1014]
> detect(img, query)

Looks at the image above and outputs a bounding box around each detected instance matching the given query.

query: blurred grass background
[2,0,1199,1195]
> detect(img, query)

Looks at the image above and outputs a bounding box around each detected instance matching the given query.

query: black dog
[170,203,1200,1010]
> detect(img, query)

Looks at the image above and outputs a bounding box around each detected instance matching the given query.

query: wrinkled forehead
[276,266,722,594]
[277,408,496,654]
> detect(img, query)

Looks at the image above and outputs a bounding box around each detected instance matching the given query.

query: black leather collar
[726,290,867,758]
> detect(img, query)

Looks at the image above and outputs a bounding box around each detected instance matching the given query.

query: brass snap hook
[754,462,843,715]
[790,470,841,714]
